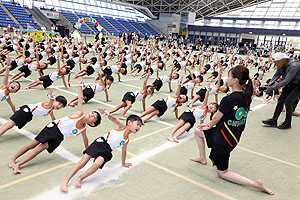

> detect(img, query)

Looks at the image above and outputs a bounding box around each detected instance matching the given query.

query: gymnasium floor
[0,41,299,200]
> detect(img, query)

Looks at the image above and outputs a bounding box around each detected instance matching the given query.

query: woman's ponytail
[242,78,253,112]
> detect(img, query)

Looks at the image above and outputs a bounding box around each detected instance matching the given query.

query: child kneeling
[60,110,142,193]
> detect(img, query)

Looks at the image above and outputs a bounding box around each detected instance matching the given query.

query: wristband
[47,94,56,99]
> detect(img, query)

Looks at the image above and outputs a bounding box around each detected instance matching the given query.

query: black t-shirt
[214,91,248,148]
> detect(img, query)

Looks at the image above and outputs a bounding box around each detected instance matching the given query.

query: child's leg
[190,127,207,165]
[10,72,25,81]
[75,69,87,78]
[60,154,91,192]
[9,72,23,81]
[142,109,159,123]
[173,123,191,142]
[8,139,40,168]
[0,120,16,136]
[75,156,105,188]
[188,95,200,108]
[13,142,49,174]
[24,80,43,90]
[0,67,6,74]
[68,96,79,107]
[139,72,147,79]
[140,106,157,117]
[109,102,126,114]
[119,101,132,120]
[167,119,185,142]
[216,169,274,195]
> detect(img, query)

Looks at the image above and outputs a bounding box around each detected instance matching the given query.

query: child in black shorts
[60,110,142,193]
[0,88,67,137]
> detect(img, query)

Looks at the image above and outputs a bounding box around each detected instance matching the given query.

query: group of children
[0,31,279,195]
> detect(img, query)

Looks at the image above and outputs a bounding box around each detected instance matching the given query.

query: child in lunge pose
[60,110,142,193]
[168,88,218,143]
[8,77,101,174]
[109,71,154,120]
[0,88,67,137]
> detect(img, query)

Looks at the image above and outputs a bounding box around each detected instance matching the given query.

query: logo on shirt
[235,107,248,120]
[72,129,78,135]
[2,96,7,101]
[120,141,125,146]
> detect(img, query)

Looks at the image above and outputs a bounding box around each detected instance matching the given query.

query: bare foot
[173,137,179,143]
[8,159,15,168]
[255,180,274,195]
[167,136,175,142]
[24,86,29,90]
[74,178,82,188]
[189,157,207,165]
[60,182,69,193]
[119,116,126,120]
[13,164,21,174]
[68,103,75,107]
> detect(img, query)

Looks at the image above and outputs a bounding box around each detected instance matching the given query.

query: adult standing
[262,52,300,129]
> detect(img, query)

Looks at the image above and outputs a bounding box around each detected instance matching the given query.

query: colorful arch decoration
[74,17,102,32]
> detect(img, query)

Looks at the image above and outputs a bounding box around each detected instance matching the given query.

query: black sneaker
[262,119,277,127]
[277,123,291,130]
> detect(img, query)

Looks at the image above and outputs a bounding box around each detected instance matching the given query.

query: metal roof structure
[119,0,271,19]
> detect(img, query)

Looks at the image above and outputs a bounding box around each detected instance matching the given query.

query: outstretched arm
[6,98,16,112]
[202,86,209,107]
[143,71,151,90]
[175,76,183,96]
[97,108,125,129]
[81,130,89,149]
[2,64,10,86]
[76,77,84,115]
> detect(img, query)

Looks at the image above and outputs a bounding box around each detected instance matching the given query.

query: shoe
[277,123,291,130]
[262,119,277,127]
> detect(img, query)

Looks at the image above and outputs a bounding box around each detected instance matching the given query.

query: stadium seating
[92,14,119,36]
[116,18,143,37]
[1,1,40,29]
[139,22,157,35]
[104,16,128,34]
[0,5,18,28]
[129,20,151,36]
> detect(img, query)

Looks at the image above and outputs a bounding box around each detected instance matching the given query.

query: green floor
[0,46,299,200]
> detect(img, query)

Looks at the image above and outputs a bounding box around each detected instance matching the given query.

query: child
[198,65,274,195]
[68,72,114,106]
[151,68,179,92]
[0,62,21,113]
[140,76,188,123]
[60,110,142,192]
[75,58,107,78]
[8,77,101,174]
[180,68,203,98]
[0,88,67,136]
[24,56,70,90]
[109,72,154,120]
[168,89,218,143]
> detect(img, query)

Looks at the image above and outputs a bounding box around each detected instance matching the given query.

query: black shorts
[180,87,188,95]
[48,56,56,65]
[4,45,14,52]
[122,92,136,104]
[102,66,112,76]
[9,60,18,71]
[145,67,154,75]
[204,64,211,71]
[186,74,196,80]
[35,122,64,153]
[152,78,163,91]
[18,65,32,78]
[83,86,95,103]
[209,143,234,171]
[174,63,181,70]
[121,63,127,69]
[196,88,207,102]
[134,64,142,73]
[67,59,75,70]
[178,111,196,132]
[39,75,53,89]
[212,71,218,78]
[86,65,95,76]
[10,105,33,129]
[83,137,113,169]
[151,99,168,117]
